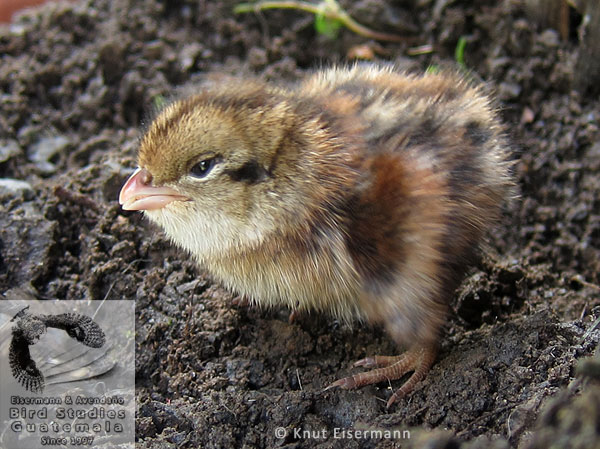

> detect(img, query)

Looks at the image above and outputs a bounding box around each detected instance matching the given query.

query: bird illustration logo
[9,306,105,393]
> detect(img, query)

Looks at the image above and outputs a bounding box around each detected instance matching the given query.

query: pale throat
[144,206,273,261]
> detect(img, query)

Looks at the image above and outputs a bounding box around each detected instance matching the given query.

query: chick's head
[119,86,305,259]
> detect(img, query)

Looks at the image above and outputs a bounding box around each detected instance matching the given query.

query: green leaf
[455,36,467,67]
[152,94,167,110]
[314,12,342,39]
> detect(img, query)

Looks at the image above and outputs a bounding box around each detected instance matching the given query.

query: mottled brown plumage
[120,64,514,407]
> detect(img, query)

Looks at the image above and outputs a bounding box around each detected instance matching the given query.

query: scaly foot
[326,344,437,408]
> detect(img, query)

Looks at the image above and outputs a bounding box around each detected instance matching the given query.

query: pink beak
[119,168,190,211]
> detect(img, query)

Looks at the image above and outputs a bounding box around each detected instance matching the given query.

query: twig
[234,0,409,42]
[580,315,600,344]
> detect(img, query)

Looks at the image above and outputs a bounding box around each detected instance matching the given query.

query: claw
[325,376,357,390]
[353,357,376,368]
[288,310,300,324]
[327,344,437,407]
[231,295,250,307]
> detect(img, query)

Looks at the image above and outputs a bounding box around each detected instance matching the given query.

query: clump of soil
[1,1,599,448]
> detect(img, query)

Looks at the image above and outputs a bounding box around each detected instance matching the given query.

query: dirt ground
[1,0,599,448]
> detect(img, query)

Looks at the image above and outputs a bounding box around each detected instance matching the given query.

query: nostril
[140,169,153,185]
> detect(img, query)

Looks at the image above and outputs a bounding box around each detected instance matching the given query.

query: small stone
[27,135,71,173]
[0,140,21,163]
[521,107,535,124]
[538,29,560,48]
[179,43,203,72]
[0,178,33,194]
[176,280,206,295]
[498,82,522,101]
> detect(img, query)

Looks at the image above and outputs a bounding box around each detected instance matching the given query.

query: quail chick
[119,64,513,407]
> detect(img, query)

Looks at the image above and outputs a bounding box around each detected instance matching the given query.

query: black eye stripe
[226,160,268,184]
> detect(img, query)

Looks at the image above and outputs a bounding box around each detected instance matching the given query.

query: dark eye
[190,158,216,178]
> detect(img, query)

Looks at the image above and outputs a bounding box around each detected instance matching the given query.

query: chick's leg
[327,344,437,408]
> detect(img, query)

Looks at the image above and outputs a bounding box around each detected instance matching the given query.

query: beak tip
[118,167,188,211]
[119,167,143,208]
